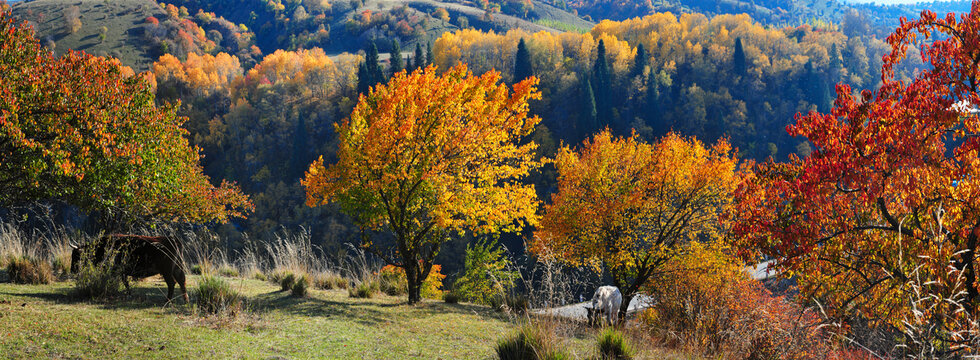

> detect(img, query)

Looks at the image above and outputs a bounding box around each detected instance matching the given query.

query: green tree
[631,43,646,78]
[389,39,402,77]
[414,42,424,71]
[357,61,370,95]
[365,40,383,85]
[454,237,518,304]
[426,42,433,67]
[592,40,611,130]
[581,77,598,137]
[514,37,533,83]
[733,37,746,76]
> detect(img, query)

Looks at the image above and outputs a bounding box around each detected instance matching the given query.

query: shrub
[252,272,267,281]
[291,274,310,297]
[196,275,243,315]
[190,264,205,275]
[444,289,460,304]
[454,237,517,305]
[379,265,407,296]
[641,241,829,358]
[596,328,634,360]
[349,279,379,298]
[496,325,572,360]
[72,250,125,300]
[280,272,297,292]
[6,256,53,284]
[505,292,529,315]
[334,277,349,289]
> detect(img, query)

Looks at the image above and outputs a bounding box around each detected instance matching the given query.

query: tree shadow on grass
[248,290,510,327]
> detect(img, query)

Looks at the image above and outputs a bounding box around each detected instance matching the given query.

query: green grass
[0,276,700,358]
[10,0,166,71]
[0,276,556,358]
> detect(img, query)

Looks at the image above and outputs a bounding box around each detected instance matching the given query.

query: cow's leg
[611,304,618,326]
[174,267,189,303]
[162,271,176,301]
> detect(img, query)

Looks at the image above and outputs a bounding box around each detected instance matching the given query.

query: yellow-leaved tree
[533,130,739,319]
[303,64,542,304]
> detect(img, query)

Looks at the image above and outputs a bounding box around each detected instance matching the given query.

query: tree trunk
[618,292,633,325]
[405,258,422,304]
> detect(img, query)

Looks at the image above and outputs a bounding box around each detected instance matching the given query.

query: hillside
[11,0,166,71]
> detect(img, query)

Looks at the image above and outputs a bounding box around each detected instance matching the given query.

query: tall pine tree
[366,40,384,85]
[426,42,434,67]
[357,62,370,95]
[733,37,746,76]
[581,77,598,138]
[514,38,534,83]
[592,40,612,131]
[389,39,403,77]
[415,43,424,70]
[631,43,647,78]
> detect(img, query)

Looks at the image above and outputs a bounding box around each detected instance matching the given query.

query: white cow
[591,286,623,326]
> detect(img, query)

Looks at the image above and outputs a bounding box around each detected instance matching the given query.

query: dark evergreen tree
[802,61,831,113]
[426,42,434,67]
[592,40,612,130]
[645,72,663,136]
[415,43,425,69]
[829,43,843,84]
[389,39,403,77]
[631,43,647,78]
[406,53,415,73]
[581,77,598,138]
[366,40,384,86]
[514,38,534,83]
[733,37,747,76]
[356,61,370,95]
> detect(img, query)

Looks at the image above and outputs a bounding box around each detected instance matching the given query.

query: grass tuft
[291,274,310,297]
[196,275,244,315]
[6,256,54,284]
[596,328,634,360]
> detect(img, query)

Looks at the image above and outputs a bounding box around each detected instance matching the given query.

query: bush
[6,256,53,284]
[291,274,310,297]
[444,289,460,304]
[379,265,407,296]
[252,272,267,281]
[196,275,243,315]
[280,272,297,292]
[596,328,634,360]
[505,292,529,315]
[349,280,379,298]
[496,325,572,360]
[454,237,517,305]
[73,251,125,300]
[642,241,829,358]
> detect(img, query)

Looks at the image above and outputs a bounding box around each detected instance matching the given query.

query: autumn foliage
[0,10,251,223]
[533,130,738,318]
[730,4,980,354]
[303,65,542,303]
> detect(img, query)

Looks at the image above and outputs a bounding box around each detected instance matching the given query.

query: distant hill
[11,0,167,71]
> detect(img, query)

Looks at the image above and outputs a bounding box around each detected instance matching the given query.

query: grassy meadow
[0,273,696,359]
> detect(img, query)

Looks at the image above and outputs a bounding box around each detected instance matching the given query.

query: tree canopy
[303,64,543,303]
[0,9,251,223]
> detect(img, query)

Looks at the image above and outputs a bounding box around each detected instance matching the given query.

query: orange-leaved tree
[532,130,739,320]
[0,9,251,224]
[303,64,542,304]
[729,5,980,353]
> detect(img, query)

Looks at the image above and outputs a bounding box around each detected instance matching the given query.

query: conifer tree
[415,43,424,70]
[366,40,384,85]
[426,42,433,67]
[631,43,647,78]
[357,61,370,95]
[514,38,533,83]
[389,39,403,77]
[582,77,598,137]
[592,40,612,130]
[733,37,746,76]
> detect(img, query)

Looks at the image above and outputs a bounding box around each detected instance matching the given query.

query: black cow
[71,234,188,302]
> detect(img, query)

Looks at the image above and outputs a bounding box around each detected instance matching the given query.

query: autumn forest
[2,0,980,357]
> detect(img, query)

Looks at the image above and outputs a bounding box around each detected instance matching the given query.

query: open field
[0,275,695,359]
